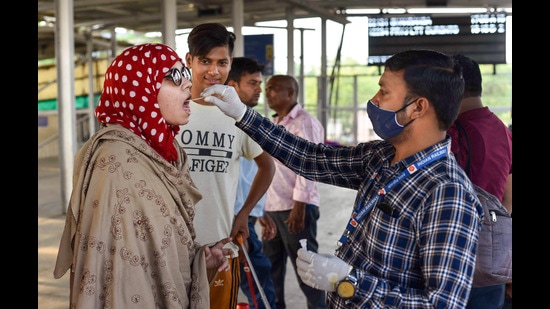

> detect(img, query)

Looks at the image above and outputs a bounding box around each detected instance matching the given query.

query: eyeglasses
[164,66,192,86]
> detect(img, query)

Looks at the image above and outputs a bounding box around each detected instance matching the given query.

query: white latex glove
[201,84,247,121]
[296,248,352,291]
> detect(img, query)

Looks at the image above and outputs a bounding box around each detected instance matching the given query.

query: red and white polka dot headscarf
[95,43,182,162]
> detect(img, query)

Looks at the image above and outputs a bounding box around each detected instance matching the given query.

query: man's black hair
[226,57,265,84]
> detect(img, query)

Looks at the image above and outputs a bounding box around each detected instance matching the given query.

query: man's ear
[226,80,237,88]
[185,53,192,67]
[411,98,428,119]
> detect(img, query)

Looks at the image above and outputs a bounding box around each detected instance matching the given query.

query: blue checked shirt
[235,109,484,308]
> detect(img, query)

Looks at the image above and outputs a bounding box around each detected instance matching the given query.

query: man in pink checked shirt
[262,74,326,309]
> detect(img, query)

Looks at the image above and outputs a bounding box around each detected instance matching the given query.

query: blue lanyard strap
[337,147,449,248]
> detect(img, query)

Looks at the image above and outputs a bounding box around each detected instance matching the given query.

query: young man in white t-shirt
[175,23,275,308]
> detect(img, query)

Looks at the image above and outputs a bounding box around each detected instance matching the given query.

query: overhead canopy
[37,0,512,62]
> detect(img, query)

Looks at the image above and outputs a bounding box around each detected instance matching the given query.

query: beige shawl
[54,125,212,308]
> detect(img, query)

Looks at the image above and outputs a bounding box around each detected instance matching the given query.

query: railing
[38,70,512,150]
[37,113,93,159]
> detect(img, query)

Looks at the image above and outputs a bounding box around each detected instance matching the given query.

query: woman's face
[157,62,193,126]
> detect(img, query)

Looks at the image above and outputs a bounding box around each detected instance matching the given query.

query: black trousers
[263,205,326,309]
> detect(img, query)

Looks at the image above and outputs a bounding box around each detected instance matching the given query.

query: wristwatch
[336,267,358,299]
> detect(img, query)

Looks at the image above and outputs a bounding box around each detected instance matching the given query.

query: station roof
[37,0,512,62]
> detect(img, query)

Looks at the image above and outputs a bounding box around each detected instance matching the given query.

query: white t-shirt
[176,101,263,247]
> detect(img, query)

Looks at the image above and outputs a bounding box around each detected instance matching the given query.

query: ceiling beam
[283,0,350,24]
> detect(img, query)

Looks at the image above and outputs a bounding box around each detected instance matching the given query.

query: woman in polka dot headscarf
[54,43,234,309]
[96,43,189,162]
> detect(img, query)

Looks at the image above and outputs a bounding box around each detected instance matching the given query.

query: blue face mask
[366,99,416,140]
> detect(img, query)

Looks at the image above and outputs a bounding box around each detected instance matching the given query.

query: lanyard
[337,147,449,248]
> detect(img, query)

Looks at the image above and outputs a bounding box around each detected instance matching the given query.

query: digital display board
[368,13,506,65]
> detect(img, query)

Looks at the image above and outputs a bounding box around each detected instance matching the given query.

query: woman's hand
[204,237,234,272]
